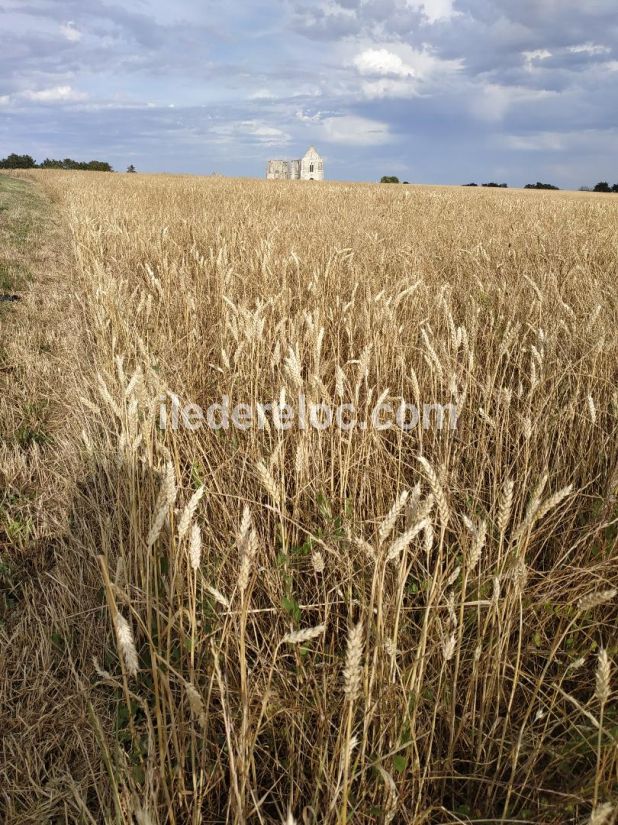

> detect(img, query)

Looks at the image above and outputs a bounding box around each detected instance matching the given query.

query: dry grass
[1,170,617,823]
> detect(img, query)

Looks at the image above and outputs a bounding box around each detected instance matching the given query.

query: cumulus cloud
[350,44,463,98]
[353,48,416,78]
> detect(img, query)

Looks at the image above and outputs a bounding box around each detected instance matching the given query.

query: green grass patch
[0,175,45,297]
[0,260,28,292]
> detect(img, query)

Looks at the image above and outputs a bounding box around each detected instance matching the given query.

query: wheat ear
[417,455,450,529]
[343,621,364,702]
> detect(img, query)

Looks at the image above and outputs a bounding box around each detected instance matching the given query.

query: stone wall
[267,150,324,180]
[266,160,290,180]
[300,147,324,181]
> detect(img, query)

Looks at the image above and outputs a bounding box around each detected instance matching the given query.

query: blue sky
[0,0,616,186]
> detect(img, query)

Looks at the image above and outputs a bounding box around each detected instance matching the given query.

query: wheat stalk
[206,584,230,610]
[588,803,614,825]
[379,490,410,544]
[177,485,205,543]
[113,612,139,677]
[343,621,364,702]
[189,523,202,571]
[417,455,450,529]
[256,461,280,506]
[596,649,611,705]
[282,625,326,645]
[498,478,514,537]
[184,680,206,728]
[578,589,617,612]
[387,518,429,563]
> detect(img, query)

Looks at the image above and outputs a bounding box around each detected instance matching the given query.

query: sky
[0,0,617,187]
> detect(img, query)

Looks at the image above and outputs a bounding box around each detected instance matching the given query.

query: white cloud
[250,89,275,100]
[504,132,566,151]
[296,109,330,122]
[569,43,611,55]
[472,83,558,122]
[211,120,291,146]
[406,0,457,23]
[320,115,391,145]
[296,110,318,122]
[245,123,289,144]
[60,21,82,42]
[0,95,10,107]
[357,78,420,99]
[354,48,416,79]
[20,85,88,103]
[351,44,463,99]
[523,49,552,70]
[503,128,618,154]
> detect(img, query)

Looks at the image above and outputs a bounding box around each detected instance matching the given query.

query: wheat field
[1,171,617,824]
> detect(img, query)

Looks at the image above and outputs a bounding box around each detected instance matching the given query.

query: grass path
[0,173,79,586]
[0,173,99,822]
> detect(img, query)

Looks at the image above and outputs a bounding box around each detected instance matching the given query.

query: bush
[380,176,400,184]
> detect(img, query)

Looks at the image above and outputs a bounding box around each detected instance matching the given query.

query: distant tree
[612,184,618,193]
[126,164,137,174]
[0,153,113,171]
[482,182,508,188]
[402,181,409,184]
[593,181,611,193]
[524,182,559,190]
[463,183,478,187]
[42,158,113,171]
[0,153,37,169]
[380,176,400,183]
[579,186,592,192]
[84,160,113,172]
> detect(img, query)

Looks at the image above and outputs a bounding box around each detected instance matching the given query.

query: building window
[310,163,314,173]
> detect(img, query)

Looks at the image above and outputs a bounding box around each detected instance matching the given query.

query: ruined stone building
[266,146,324,181]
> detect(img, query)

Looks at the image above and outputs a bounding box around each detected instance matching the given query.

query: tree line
[583,182,618,193]
[382,176,618,192]
[0,152,113,172]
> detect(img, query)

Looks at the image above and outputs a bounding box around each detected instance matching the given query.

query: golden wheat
[1,170,617,824]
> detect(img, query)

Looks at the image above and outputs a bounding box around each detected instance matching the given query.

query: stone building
[266,146,324,181]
